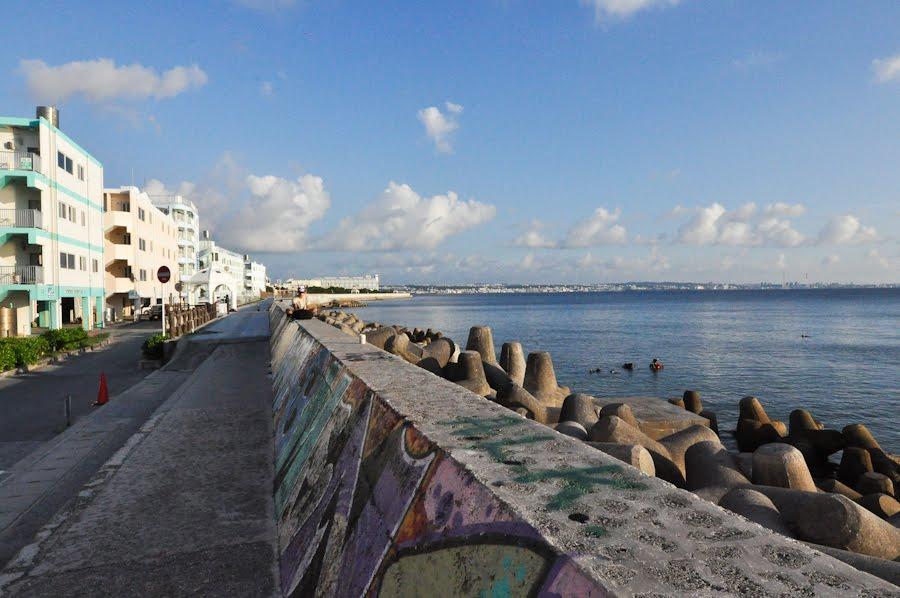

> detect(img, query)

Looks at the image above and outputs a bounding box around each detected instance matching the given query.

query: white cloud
[822,254,840,266]
[219,174,330,252]
[580,0,681,22]
[322,182,495,251]
[676,202,805,247]
[817,214,879,245]
[564,207,627,247]
[764,202,806,217]
[418,101,462,153]
[20,59,207,103]
[776,253,787,270]
[513,220,556,248]
[873,53,900,84]
[866,249,892,269]
[260,81,273,96]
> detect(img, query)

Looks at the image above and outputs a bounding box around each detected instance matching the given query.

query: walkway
[0,307,278,596]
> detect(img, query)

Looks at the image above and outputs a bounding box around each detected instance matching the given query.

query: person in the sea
[650,358,664,371]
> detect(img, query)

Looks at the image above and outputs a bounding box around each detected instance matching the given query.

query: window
[77,165,84,181]
[59,252,76,269]
[80,211,86,227]
[57,151,65,169]
[79,256,87,271]
[139,238,146,251]
[138,207,145,221]
[139,269,147,282]
[68,206,76,222]
[92,259,98,273]
[65,156,73,174]
[125,265,133,279]
[58,202,67,219]
[59,253,67,268]
[68,253,75,269]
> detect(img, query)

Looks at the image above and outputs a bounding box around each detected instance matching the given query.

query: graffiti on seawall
[270,322,608,597]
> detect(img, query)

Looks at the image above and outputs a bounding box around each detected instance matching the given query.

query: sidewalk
[0,309,278,596]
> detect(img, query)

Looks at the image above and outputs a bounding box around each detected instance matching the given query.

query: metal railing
[0,265,43,284]
[0,209,43,229]
[0,151,41,172]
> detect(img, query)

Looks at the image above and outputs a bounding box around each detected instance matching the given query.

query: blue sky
[3,0,899,284]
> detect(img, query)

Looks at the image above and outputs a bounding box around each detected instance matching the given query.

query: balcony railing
[0,265,43,284]
[0,151,41,172]
[0,209,43,229]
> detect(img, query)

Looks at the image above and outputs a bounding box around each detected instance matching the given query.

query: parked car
[139,304,163,320]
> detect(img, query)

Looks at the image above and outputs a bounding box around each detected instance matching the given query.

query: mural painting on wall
[270,321,607,597]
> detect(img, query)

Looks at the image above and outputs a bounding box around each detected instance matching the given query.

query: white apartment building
[242,255,267,303]
[103,187,178,320]
[149,194,198,300]
[181,231,245,309]
[0,107,104,335]
[284,274,380,292]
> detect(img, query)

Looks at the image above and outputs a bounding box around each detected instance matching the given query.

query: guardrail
[0,151,41,172]
[0,209,43,229]
[0,265,43,284]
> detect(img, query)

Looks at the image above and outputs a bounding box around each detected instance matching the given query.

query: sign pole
[157,266,172,337]
[161,281,166,336]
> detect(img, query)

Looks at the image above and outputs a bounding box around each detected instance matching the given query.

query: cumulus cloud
[817,214,879,245]
[676,202,805,247]
[20,59,207,103]
[873,53,900,83]
[513,220,556,248]
[219,174,330,252]
[579,0,682,22]
[322,182,495,251]
[822,255,840,266]
[564,207,627,247]
[866,249,892,269]
[418,101,462,153]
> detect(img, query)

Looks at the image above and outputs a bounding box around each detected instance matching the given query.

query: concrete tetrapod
[465,326,498,366]
[751,443,817,492]
[598,403,639,429]
[499,342,526,387]
[555,421,588,441]
[589,416,682,486]
[857,472,894,497]
[559,393,599,430]
[735,396,787,452]
[856,493,900,520]
[658,425,722,484]
[451,351,492,398]
[682,390,703,414]
[838,447,874,487]
[749,485,900,560]
[815,478,863,501]
[523,352,570,407]
[586,442,656,477]
[843,423,881,450]
[684,441,750,504]
[365,327,398,350]
[384,333,424,365]
[718,488,794,538]
[419,337,456,369]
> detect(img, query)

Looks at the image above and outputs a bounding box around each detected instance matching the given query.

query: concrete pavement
[0,306,278,596]
[0,321,161,470]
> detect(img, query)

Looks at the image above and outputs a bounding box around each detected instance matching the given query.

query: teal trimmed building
[0,107,105,335]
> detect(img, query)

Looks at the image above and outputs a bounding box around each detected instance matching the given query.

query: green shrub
[12,336,50,365]
[142,333,169,360]
[0,340,16,372]
[42,328,89,351]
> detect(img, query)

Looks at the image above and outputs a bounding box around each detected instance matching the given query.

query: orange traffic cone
[94,372,109,406]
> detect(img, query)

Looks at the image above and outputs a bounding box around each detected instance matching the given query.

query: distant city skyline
[3,1,898,284]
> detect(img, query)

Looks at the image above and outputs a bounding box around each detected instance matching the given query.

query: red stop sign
[157,266,171,284]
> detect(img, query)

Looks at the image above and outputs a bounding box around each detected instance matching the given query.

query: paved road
[0,321,161,470]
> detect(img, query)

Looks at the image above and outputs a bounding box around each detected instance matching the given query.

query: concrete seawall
[269,304,898,596]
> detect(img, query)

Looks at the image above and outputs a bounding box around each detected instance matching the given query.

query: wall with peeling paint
[267,305,897,597]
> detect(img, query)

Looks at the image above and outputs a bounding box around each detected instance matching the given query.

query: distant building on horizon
[283,274,379,292]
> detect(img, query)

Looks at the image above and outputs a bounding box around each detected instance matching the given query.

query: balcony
[0,265,43,284]
[107,243,133,262]
[0,151,41,172]
[108,277,134,294]
[0,209,44,229]
[106,210,131,230]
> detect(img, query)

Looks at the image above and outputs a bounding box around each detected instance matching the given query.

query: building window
[58,202,67,219]
[65,156,73,174]
[92,259,98,273]
[68,206,76,222]
[140,269,147,282]
[59,253,67,269]
[125,265,133,279]
[77,164,84,181]
[79,256,87,271]
[139,238,146,251]
[68,253,75,269]
[59,252,76,269]
[80,211,86,227]
[57,151,64,169]
[138,207,145,221]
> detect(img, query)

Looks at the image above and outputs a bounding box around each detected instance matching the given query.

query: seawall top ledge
[269,305,898,597]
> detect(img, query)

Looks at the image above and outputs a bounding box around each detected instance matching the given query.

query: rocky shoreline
[317,309,900,584]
